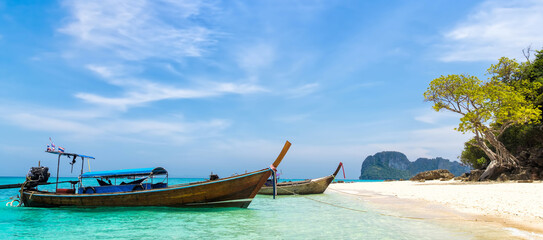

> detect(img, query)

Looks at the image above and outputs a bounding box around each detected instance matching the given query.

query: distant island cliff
[359,151,470,180]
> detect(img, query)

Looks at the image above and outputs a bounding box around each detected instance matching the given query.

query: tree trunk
[476,128,519,181]
[479,160,510,180]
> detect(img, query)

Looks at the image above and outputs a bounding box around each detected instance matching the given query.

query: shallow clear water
[0,177,516,239]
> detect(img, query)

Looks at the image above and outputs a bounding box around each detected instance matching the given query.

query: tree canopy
[424,54,542,180]
[459,50,543,171]
[424,74,540,135]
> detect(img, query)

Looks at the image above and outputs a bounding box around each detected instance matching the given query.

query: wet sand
[329,180,543,239]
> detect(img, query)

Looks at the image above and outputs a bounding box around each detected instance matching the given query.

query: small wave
[505,227,543,240]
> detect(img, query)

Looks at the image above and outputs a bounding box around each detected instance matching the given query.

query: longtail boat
[258,162,344,195]
[5,141,291,208]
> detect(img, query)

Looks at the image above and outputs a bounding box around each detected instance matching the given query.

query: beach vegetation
[424,51,542,180]
[460,139,489,170]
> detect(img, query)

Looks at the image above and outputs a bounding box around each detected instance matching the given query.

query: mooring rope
[271,184,495,222]
[0,198,13,203]
[275,185,369,213]
[3,195,21,207]
[282,185,452,220]
[326,187,495,222]
[5,198,21,207]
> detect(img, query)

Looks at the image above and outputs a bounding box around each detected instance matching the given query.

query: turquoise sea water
[0,177,518,239]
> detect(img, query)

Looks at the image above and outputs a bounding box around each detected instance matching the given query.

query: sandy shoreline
[329,180,543,237]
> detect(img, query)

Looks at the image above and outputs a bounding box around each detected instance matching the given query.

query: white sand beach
[329,180,543,236]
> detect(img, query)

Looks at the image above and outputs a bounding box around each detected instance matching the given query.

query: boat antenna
[70,155,77,173]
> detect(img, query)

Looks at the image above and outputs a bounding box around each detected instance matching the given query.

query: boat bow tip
[332,162,345,178]
[272,140,291,168]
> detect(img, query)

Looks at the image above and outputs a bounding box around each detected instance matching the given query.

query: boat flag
[49,137,55,151]
[46,144,52,152]
[58,146,65,153]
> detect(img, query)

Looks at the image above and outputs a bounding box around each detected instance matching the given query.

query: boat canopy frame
[46,151,95,192]
[81,167,168,178]
[79,167,169,191]
[45,151,168,192]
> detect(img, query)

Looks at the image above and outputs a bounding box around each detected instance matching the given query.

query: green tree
[488,56,543,106]
[520,50,543,109]
[459,50,543,173]
[488,54,543,152]
[424,72,541,180]
[460,138,489,170]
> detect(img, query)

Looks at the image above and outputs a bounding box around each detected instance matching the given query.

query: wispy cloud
[414,109,459,125]
[236,43,276,77]
[438,0,543,62]
[286,83,319,98]
[61,2,267,110]
[59,0,215,61]
[7,112,97,134]
[76,68,266,109]
[86,64,128,79]
[0,104,230,143]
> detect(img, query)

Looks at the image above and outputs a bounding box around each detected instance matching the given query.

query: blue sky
[1,0,542,178]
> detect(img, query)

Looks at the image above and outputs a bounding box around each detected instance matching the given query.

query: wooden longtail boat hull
[258,175,334,195]
[22,168,271,208]
[21,141,292,208]
[258,162,343,195]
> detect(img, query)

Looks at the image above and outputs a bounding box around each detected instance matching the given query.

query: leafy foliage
[424,53,542,177]
[493,51,543,157]
[424,74,541,134]
[460,139,489,169]
[446,49,543,173]
[521,50,543,85]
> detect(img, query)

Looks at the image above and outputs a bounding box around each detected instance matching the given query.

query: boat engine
[209,173,219,181]
[27,166,50,183]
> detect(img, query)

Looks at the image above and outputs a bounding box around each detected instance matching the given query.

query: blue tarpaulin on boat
[46,151,95,159]
[77,183,151,194]
[77,182,168,194]
[81,167,167,178]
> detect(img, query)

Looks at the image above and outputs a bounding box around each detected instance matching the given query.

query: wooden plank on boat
[0,183,22,189]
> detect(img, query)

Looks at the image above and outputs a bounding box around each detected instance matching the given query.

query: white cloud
[60,1,269,111]
[439,0,543,62]
[236,43,276,74]
[86,64,116,78]
[6,113,98,135]
[414,109,459,124]
[287,83,319,98]
[75,77,266,109]
[60,0,215,61]
[0,104,230,143]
